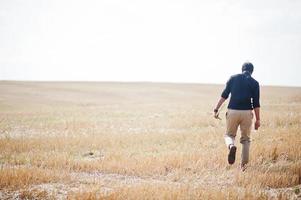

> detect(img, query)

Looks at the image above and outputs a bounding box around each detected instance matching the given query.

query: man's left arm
[214,77,232,118]
[214,97,226,118]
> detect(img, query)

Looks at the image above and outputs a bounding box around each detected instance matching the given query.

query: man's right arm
[253,82,260,130]
[254,107,260,130]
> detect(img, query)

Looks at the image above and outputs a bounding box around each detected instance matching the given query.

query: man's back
[221,72,260,110]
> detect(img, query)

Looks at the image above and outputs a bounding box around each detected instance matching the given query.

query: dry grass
[67,184,270,200]
[0,81,301,199]
[0,166,67,189]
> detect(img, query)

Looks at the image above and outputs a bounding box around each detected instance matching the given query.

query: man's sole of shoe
[228,146,237,165]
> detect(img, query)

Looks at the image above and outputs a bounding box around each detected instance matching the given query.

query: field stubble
[0,81,301,199]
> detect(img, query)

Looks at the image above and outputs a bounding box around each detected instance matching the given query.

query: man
[213,62,260,171]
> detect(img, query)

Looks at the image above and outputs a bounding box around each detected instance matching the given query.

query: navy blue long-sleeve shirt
[221,72,260,110]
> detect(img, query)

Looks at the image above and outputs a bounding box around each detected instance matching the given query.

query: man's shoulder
[229,73,241,80]
[250,77,259,86]
[230,73,259,86]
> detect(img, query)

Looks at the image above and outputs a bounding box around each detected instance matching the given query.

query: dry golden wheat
[0,81,300,199]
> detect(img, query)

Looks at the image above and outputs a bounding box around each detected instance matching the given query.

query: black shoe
[228,146,237,165]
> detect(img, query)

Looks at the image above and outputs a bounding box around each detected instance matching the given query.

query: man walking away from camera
[213,62,260,171]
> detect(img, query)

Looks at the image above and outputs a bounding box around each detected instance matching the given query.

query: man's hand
[214,109,221,120]
[254,108,260,130]
[255,120,260,130]
[213,97,226,120]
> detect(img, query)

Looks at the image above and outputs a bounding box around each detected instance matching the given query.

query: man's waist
[228,103,253,110]
[227,108,253,112]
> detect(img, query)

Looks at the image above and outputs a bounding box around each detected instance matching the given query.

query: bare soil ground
[0,81,300,199]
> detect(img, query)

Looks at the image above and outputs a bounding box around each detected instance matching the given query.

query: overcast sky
[0,0,301,86]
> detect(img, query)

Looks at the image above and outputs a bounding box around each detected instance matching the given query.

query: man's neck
[242,71,251,76]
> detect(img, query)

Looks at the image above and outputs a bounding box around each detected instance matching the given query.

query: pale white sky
[0,0,301,86]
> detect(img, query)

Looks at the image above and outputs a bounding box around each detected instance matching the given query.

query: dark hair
[242,62,254,74]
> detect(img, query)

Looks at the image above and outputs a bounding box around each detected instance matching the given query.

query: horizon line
[1,79,301,88]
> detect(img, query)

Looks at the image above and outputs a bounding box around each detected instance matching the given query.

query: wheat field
[0,81,300,200]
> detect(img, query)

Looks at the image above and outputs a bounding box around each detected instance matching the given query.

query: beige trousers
[225,109,253,165]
